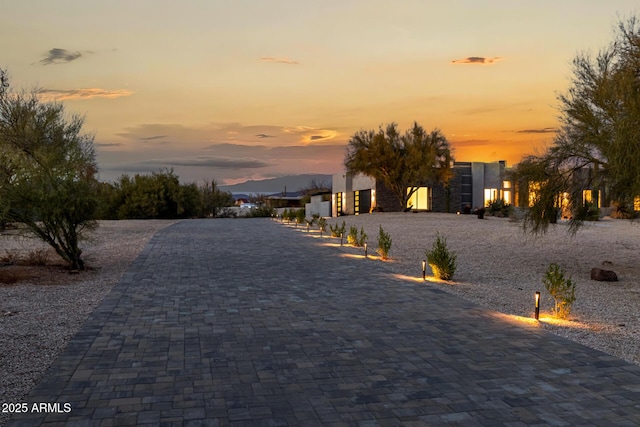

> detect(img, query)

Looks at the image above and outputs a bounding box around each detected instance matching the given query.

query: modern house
[331,161,513,216]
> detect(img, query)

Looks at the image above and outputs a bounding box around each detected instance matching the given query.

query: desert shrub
[217,208,238,218]
[610,201,638,219]
[245,205,274,218]
[347,225,359,245]
[26,248,49,266]
[543,263,576,319]
[575,201,600,221]
[425,233,457,280]
[330,221,346,238]
[377,225,392,260]
[318,217,327,234]
[294,209,306,226]
[0,249,19,265]
[311,213,320,225]
[487,199,513,217]
[346,225,367,246]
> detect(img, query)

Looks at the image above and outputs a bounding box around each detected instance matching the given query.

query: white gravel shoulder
[323,212,640,366]
[0,220,178,426]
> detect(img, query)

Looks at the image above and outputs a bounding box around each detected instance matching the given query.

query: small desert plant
[311,213,320,225]
[425,233,457,280]
[0,249,19,265]
[487,199,513,217]
[26,248,49,266]
[330,221,346,238]
[347,225,359,245]
[245,205,275,218]
[347,226,367,247]
[610,201,638,219]
[575,201,600,221]
[294,209,306,226]
[377,225,392,260]
[543,263,576,319]
[358,227,367,247]
[217,208,238,218]
[318,217,327,235]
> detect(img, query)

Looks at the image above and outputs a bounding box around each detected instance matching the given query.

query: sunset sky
[1,1,638,184]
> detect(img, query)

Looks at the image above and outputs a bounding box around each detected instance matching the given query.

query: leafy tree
[513,17,640,233]
[0,69,98,270]
[345,122,453,210]
[199,179,234,217]
[106,169,204,219]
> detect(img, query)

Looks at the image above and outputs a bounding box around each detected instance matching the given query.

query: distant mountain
[219,174,332,194]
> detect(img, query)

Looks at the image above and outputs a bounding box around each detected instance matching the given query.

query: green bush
[347,225,359,245]
[330,221,346,238]
[347,225,367,247]
[376,225,392,260]
[294,209,306,226]
[575,201,600,221]
[318,217,327,234]
[542,263,576,319]
[245,205,275,218]
[487,199,513,217]
[425,233,457,280]
[610,201,638,219]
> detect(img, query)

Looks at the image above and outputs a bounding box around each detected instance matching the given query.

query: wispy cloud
[516,127,556,134]
[40,48,84,65]
[256,133,274,138]
[95,142,123,147]
[38,88,133,101]
[451,56,501,65]
[260,56,299,65]
[450,139,492,147]
[140,135,167,142]
[143,156,271,169]
[309,135,327,141]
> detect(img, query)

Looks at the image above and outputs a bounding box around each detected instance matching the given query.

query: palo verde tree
[512,17,640,234]
[0,69,99,270]
[344,122,453,210]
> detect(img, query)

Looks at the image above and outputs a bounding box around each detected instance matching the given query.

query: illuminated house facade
[332,161,513,216]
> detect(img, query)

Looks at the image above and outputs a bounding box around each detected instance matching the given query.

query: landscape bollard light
[422,260,427,280]
[535,291,540,320]
[340,232,343,246]
[364,243,368,258]
[307,223,310,232]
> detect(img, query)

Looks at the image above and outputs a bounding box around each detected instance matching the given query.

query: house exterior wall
[306,195,331,217]
[333,161,509,215]
[332,173,376,216]
[375,181,402,212]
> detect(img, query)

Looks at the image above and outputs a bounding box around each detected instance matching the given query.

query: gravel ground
[0,220,177,426]
[321,212,640,367]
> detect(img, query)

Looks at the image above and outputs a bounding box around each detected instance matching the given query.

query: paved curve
[8,219,640,426]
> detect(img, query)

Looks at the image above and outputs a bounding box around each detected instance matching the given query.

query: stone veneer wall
[375,181,403,212]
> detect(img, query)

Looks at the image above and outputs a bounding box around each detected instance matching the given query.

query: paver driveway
[8,219,640,426]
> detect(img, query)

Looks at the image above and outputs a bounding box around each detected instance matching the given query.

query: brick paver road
[8,219,640,426]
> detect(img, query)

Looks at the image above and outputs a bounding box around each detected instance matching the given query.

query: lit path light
[535,291,541,320]
[422,260,427,281]
[364,243,368,258]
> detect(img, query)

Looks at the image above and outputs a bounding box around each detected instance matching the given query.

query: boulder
[591,268,618,282]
